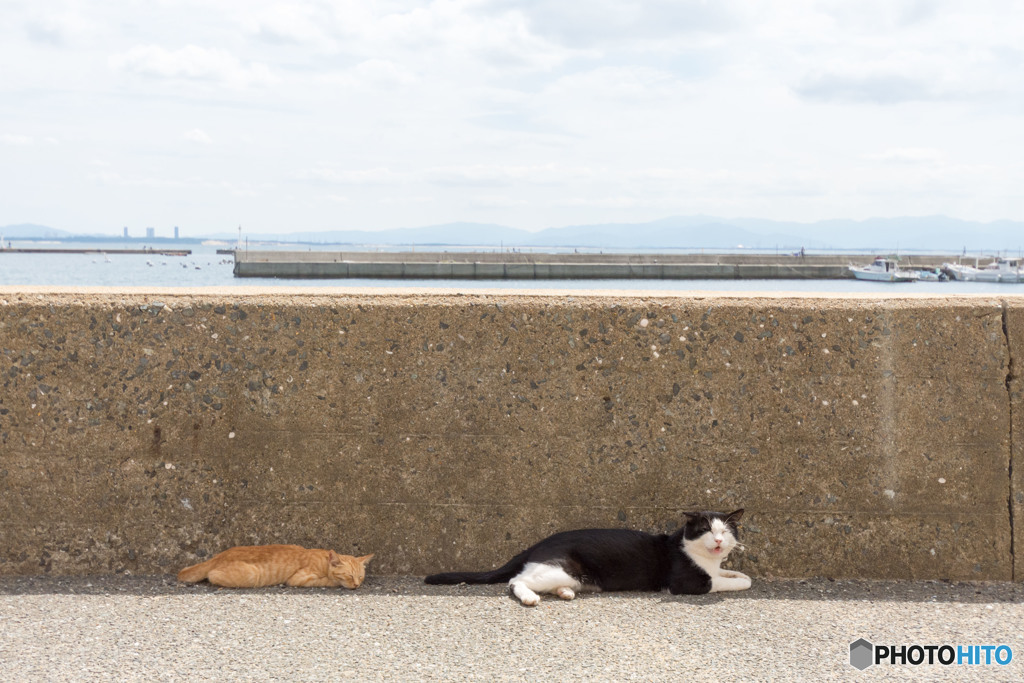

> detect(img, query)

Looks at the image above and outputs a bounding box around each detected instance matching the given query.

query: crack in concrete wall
[1003,300,1022,582]
[1002,302,1016,580]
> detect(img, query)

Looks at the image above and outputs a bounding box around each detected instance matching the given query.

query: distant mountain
[6,216,1024,251]
[222,215,1024,251]
[0,223,76,239]
[524,217,833,250]
[206,222,533,246]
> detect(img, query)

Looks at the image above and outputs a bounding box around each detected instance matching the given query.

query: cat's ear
[358,553,375,566]
[682,511,702,519]
[328,550,341,566]
[725,509,744,524]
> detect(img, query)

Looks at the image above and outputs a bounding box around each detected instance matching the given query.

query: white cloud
[484,0,743,48]
[1,134,33,146]
[89,170,186,189]
[468,195,529,208]
[182,129,213,145]
[455,9,579,70]
[25,11,99,46]
[307,59,419,92]
[244,3,334,48]
[296,167,404,185]
[795,72,938,104]
[627,167,732,183]
[350,59,418,86]
[379,195,434,206]
[423,164,596,187]
[3,0,1023,231]
[782,4,1024,105]
[108,44,277,88]
[864,148,945,163]
[554,196,644,209]
[316,1,581,75]
[544,66,690,103]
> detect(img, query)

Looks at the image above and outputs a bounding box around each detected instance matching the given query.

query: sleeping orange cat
[177,544,374,588]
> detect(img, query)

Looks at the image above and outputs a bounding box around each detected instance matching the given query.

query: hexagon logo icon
[849,638,874,670]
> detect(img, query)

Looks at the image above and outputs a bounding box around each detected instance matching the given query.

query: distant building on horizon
[123,227,128,238]
[174,226,179,240]
[146,227,155,239]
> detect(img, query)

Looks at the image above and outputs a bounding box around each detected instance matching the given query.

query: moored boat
[941,257,1024,282]
[913,268,946,281]
[849,257,918,282]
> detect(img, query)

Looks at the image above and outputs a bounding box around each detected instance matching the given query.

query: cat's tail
[424,551,529,585]
[177,558,215,583]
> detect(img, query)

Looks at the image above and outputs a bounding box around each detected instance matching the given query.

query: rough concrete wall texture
[1005,305,1024,582]
[0,291,1018,581]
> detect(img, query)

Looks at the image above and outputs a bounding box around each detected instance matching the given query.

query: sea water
[1,241,1021,294]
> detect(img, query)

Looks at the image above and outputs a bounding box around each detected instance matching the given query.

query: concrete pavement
[1,576,1021,681]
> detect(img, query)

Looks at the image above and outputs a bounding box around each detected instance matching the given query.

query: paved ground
[0,576,1021,681]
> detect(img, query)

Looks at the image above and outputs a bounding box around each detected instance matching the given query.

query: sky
[2,0,1022,237]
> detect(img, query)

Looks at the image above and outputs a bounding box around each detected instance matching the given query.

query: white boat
[914,268,946,281]
[849,257,918,282]
[941,258,1024,283]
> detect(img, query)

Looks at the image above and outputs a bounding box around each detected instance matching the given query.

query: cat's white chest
[681,539,724,577]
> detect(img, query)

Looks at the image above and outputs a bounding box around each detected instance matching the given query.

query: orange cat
[177,544,374,588]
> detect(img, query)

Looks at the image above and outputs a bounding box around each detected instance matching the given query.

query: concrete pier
[232,251,973,280]
[0,248,191,256]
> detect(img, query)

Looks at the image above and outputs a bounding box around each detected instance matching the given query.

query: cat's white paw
[710,574,753,592]
[555,587,575,600]
[511,580,542,606]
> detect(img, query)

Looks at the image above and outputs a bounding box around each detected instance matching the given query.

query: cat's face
[328,552,375,589]
[682,510,743,559]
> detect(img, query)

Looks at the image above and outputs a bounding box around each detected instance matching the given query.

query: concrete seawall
[233,251,974,280]
[0,289,1020,582]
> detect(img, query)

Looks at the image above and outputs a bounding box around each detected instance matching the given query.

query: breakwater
[1,248,191,256]
[232,251,977,280]
[0,289,1020,581]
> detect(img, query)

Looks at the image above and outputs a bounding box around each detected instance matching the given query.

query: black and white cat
[425,509,751,605]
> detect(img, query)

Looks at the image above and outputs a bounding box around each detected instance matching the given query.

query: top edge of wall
[4,285,1024,302]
